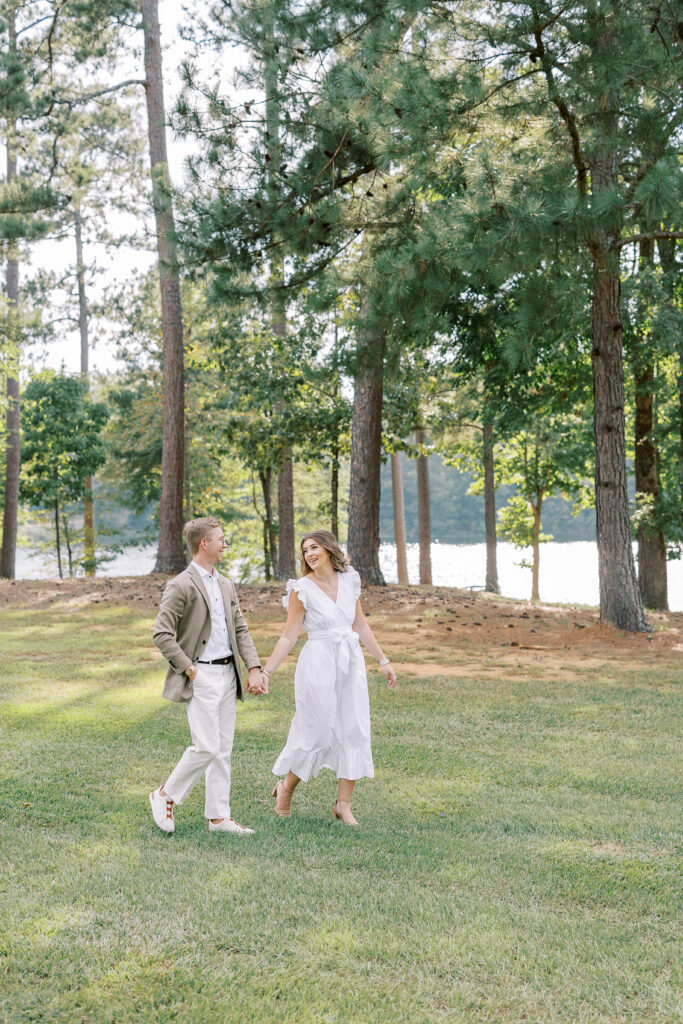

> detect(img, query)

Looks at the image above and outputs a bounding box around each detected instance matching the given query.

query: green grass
[1,603,681,1024]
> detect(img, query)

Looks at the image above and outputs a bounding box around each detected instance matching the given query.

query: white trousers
[164,662,237,820]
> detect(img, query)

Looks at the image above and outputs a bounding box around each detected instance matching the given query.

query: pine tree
[141,0,187,575]
[456,1,683,628]
[0,3,60,578]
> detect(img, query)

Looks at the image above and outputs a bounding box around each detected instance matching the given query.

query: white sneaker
[208,817,255,835]
[149,789,175,834]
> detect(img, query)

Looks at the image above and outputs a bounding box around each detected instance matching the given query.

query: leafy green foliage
[20,372,109,511]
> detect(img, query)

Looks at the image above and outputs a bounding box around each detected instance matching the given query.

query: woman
[262,530,396,825]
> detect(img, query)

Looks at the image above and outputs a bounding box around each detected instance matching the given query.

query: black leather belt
[198,655,232,665]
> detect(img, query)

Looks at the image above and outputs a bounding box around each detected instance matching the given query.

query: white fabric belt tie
[307,627,359,673]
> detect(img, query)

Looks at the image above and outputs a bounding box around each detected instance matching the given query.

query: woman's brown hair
[299,530,349,576]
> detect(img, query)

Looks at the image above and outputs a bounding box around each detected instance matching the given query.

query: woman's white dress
[272,566,374,782]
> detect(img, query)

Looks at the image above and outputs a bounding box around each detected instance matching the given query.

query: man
[149,516,266,835]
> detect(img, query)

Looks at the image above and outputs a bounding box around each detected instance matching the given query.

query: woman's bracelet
[378,657,390,667]
[262,668,272,678]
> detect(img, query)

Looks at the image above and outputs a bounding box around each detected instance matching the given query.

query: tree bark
[634,360,668,609]
[271,307,293,577]
[142,0,186,575]
[531,500,542,602]
[657,239,683,535]
[632,234,668,610]
[391,451,409,584]
[347,328,386,585]
[63,509,74,578]
[259,467,277,580]
[330,327,341,540]
[0,262,19,581]
[55,500,63,580]
[276,455,295,577]
[183,420,191,522]
[262,520,270,580]
[1,22,19,582]
[679,380,683,531]
[416,426,432,585]
[591,257,647,630]
[482,420,499,593]
[262,9,295,579]
[331,439,339,540]
[75,198,96,576]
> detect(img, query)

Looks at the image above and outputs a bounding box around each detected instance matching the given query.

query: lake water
[13,540,683,612]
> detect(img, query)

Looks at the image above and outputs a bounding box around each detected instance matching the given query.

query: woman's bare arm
[261,589,306,690]
[352,599,396,688]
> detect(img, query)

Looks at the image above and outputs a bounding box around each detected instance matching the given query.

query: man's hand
[247,666,267,695]
[185,664,198,682]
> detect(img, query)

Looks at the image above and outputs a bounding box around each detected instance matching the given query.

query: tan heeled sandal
[333,800,359,826]
[272,780,293,818]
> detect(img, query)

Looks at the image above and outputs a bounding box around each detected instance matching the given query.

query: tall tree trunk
[632,235,667,609]
[531,499,542,602]
[63,509,74,578]
[252,472,271,581]
[632,239,667,609]
[262,521,270,581]
[276,455,295,577]
[591,256,647,631]
[330,327,341,540]
[259,467,277,580]
[142,0,186,575]
[348,328,386,585]
[391,451,409,584]
[263,9,295,579]
[679,374,683,534]
[483,420,499,593]
[0,259,19,581]
[416,426,432,585]
[183,422,191,522]
[75,198,95,577]
[55,499,63,580]
[634,361,668,609]
[588,141,647,631]
[657,239,683,535]
[679,381,683,529]
[0,12,19,580]
[331,439,339,540]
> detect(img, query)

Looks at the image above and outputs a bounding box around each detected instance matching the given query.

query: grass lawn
[1,598,681,1023]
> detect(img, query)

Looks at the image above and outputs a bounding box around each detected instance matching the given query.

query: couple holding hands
[149,517,396,835]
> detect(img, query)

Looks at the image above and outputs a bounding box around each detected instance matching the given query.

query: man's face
[202,526,227,565]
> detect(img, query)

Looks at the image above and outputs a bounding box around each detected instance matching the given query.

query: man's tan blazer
[153,562,260,703]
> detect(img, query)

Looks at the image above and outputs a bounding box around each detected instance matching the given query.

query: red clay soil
[2,576,682,682]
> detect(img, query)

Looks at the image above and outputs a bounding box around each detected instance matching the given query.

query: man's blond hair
[184,516,222,555]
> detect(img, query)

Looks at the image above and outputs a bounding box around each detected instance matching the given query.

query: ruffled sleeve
[282,577,307,611]
[346,566,361,601]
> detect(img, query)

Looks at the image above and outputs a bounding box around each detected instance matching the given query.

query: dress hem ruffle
[272,743,374,783]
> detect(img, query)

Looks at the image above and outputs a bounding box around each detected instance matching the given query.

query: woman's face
[302,538,331,571]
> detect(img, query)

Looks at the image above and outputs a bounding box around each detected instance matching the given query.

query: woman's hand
[380,662,396,689]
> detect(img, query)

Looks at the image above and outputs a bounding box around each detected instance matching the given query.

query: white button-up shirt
[193,562,232,660]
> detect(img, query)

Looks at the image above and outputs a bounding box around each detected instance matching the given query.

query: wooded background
[0,0,681,632]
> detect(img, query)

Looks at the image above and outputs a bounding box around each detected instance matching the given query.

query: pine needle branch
[615,231,683,250]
